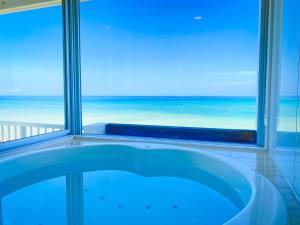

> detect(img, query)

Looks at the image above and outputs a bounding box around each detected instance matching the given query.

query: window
[272,0,300,199]
[276,0,299,147]
[80,0,259,142]
[0,1,65,143]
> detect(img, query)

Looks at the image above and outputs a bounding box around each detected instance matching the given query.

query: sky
[280,0,300,97]
[0,0,286,97]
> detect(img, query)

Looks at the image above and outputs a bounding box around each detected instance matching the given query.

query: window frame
[0,0,281,151]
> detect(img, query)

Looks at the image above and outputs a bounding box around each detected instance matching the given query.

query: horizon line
[0,95,298,98]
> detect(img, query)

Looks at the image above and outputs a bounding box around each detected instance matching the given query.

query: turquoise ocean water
[0,96,297,131]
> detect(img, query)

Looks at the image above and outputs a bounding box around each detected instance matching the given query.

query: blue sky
[0,0,272,96]
[281,0,300,97]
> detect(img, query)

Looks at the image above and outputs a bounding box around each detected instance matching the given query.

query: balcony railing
[0,121,64,143]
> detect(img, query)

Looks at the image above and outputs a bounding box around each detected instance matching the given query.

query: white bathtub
[0,142,287,225]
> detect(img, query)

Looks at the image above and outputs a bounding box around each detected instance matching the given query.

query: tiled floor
[2,136,300,225]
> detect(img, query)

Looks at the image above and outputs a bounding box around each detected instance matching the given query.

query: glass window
[273,0,300,195]
[0,1,65,143]
[80,0,260,139]
[276,0,299,142]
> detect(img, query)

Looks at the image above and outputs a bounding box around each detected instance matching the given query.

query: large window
[0,1,65,143]
[0,0,261,145]
[276,0,299,141]
[273,0,300,197]
[80,0,260,141]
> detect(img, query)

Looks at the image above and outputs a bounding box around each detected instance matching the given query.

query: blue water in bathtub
[1,170,239,225]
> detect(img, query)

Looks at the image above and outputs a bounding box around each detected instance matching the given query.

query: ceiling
[0,0,61,14]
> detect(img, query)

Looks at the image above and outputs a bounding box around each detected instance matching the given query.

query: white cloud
[215,70,257,76]
[194,16,203,20]
[0,88,21,94]
[236,70,257,75]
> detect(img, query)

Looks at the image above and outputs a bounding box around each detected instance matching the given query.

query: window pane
[276,0,299,141]
[0,2,64,143]
[273,0,300,195]
[81,0,259,137]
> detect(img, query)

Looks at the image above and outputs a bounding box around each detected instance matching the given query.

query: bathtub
[0,142,287,225]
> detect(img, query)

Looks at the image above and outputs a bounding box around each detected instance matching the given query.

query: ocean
[0,96,297,132]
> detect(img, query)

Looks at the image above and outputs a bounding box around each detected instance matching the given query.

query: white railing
[0,121,64,143]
